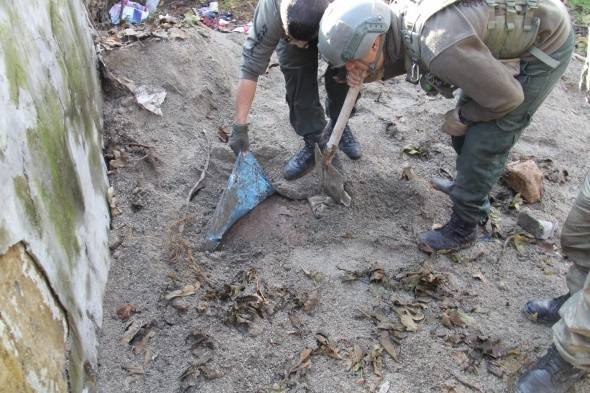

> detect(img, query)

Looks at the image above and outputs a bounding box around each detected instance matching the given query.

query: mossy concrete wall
[0,0,110,392]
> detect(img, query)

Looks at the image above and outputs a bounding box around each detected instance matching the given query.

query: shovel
[204,151,275,252]
[314,83,362,207]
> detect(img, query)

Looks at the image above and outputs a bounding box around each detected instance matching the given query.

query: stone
[517,211,557,239]
[504,160,544,203]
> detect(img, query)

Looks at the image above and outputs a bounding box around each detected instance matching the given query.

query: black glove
[228,123,249,155]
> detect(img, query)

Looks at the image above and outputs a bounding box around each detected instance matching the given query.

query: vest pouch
[484,0,540,59]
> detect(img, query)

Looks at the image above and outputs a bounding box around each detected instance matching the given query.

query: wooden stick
[187,130,211,203]
[452,372,482,392]
[496,235,515,264]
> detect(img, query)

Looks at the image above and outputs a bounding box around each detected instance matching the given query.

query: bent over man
[317,0,573,251]
[229,0,362,181]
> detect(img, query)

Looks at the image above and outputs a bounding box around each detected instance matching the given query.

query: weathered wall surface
[0,0,110,392]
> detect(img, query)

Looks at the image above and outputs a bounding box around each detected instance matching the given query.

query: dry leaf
[316,333,341,359]
[352,344,363,366]
[300,348,312,362]
[117,304,137,322]
[449,310,475,326]
[289,312,303,330]
[441,313,453,329]
[398,310,419,331]
[186,329,215,350]
[133,331,155,354]
[121,320,145,345]
[472,272,487,283]
[217,126,229,142]
[369,266,386,282]
[122,364,144,375]
[143,347,154,371]
[288,348,312,375]
[401,165,417,180]
[378,331,398,361]
[165,282,200,301]
[303,289,319,314]
[302,268,324,282]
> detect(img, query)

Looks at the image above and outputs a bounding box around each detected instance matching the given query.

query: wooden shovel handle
[326,83,362,151]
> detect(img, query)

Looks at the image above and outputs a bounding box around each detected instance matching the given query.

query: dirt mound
[98,24,590,393]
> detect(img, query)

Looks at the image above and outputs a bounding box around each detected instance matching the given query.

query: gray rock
[517,211,557,239]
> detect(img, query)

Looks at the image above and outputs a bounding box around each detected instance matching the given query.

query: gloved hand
[499,58,521,77]
[228,123,249,155]
[440,108,468,136]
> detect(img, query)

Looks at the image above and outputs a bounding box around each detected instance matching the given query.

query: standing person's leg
[554,172,590,369]
[323,66,362,159]
[419,30,575,251]
[516,172,590,392]
[277,38,327,180]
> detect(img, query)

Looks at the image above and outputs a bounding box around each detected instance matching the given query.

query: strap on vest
[528,46,561,69]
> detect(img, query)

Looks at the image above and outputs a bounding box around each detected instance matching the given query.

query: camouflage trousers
[276,38,352,137]
[450,30,575,224]
[553,171,590,371]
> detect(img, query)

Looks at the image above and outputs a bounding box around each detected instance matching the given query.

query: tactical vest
[394,0,561,85]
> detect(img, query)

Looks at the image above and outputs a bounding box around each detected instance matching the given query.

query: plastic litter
[145,0,159,13]
[133,85,167,116]
[109,1,149,25]
[233,22,252,34]
[204,152,275,252]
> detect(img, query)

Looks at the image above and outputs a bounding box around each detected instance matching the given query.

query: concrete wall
[0,0,110,392]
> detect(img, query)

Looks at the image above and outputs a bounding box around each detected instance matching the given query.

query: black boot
[283,133,325,181]
[419,211,477,252]
[515,344,587,393]
[431,177,454,195]
[323,120,362,160]
[523,294,570,325]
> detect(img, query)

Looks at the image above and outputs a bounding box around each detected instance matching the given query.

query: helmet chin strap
[359,33,386,75]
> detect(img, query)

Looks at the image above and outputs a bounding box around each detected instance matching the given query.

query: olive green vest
[396,0,560,83]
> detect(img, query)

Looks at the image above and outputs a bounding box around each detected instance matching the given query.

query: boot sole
[430,179,454,195]
[418,240,475,254]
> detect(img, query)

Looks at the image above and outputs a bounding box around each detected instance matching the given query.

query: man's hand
[229,123,249,154]
[440,108,468,136]
[345,60,369,88]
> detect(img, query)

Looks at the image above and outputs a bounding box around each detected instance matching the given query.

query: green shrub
[568,0,590,25]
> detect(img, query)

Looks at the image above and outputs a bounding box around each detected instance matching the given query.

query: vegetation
[568,0,590,25]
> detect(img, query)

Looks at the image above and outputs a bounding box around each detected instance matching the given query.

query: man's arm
[234,79,257,124]
[429,35,524,123]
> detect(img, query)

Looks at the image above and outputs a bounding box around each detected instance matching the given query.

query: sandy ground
[97,20,590,393]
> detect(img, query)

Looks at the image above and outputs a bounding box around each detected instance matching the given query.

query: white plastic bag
[109,1,149,24]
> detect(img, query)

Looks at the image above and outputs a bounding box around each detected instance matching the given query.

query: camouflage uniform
[552,175,590,369]
[240,0,350,137]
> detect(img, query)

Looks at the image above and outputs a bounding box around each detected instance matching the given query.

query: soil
[96,14,590,393]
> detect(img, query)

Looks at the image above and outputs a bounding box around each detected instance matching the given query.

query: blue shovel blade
[204,152,275,251]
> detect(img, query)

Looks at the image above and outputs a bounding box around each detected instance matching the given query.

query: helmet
[318,0,392,68]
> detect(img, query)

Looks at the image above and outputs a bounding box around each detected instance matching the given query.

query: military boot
[515,344,587,393]
[523,293,570,325]
[431,177,454,195]
[283,132,325,181]
[323,120,362,160]
[419,211,477,252]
